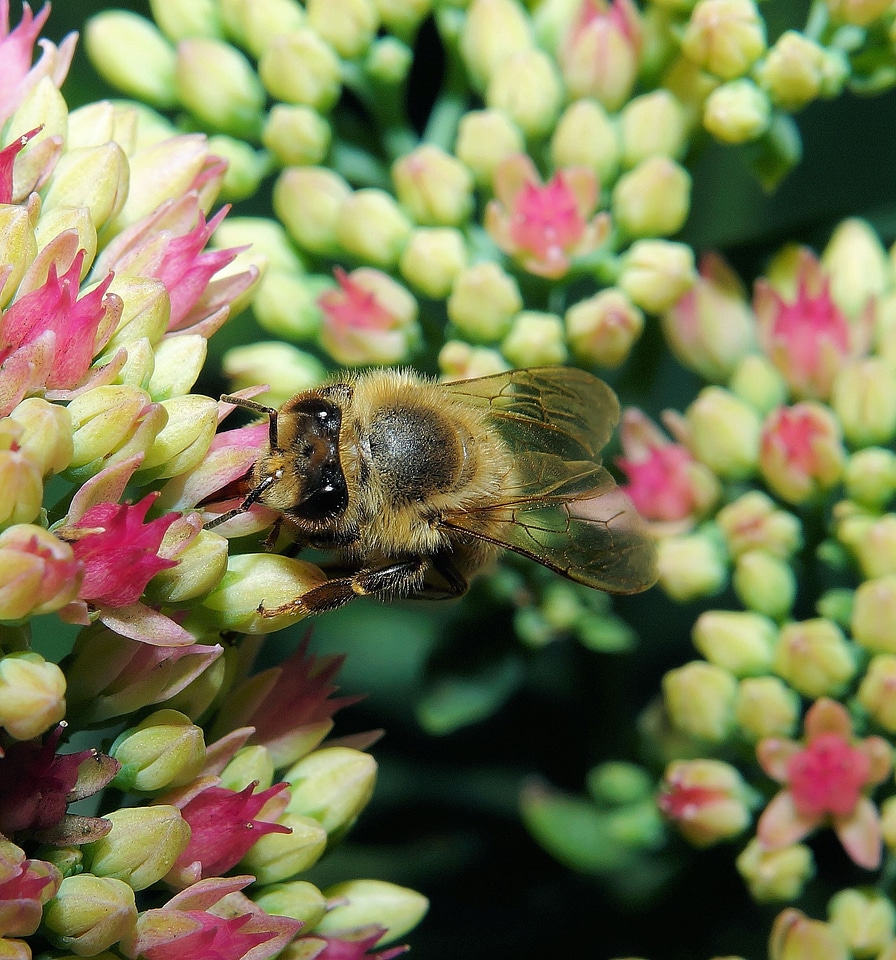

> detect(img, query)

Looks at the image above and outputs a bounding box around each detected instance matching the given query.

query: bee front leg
[261,557,429,617]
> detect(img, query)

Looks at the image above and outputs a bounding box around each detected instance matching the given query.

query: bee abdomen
[368,405,463,501]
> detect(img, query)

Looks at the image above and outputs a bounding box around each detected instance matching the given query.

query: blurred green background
[39,0,896,956]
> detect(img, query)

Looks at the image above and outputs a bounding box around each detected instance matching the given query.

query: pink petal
[98,602,195,646]
[756,789,818,849]
[804,698,853,740]
[834,797,883,869]
[755,737,801,783]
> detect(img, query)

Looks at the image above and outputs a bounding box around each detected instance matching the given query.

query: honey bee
[207,366,658,616]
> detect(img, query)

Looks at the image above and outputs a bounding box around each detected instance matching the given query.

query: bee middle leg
[261,557,430,617]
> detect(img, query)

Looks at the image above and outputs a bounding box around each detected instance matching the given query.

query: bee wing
[441,367,620,501]
[442,468,658,594]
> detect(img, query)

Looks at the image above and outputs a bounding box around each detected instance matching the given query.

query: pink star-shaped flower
[754,249,873,401]
[485,154,609,279]
[756,698,892,869]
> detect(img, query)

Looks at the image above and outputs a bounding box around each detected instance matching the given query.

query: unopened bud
[681,0,766,80]
[262,104,331,167]
[447,262,522,342]
[692,610,777,676]
[501,311,568,367]
[662,660,737,742]
[486,49,563,139]
[335,188,413,267]
[110,709,206,792]
[306,0,379,59]
[258,28,342,112]
[454,108,525,187]
[735,675,799,741]
[392,145,474,227]
[703,79,771,143]
[83,805,191,891]
[0,652,66,741]
[773,618,856,698]
[274,166,351,257]
[618,239,696,314]
[737,838,814,902]
[619,90,687,168]
[239,811,328,883]
[565,288,644,367]
[43,874,137,956]
[316,880,429,942]
[611,157,691,238]
[399,227,468,299]
[550,99,620,183]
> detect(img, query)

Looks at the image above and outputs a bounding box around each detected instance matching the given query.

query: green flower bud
[110,709,207,792]
[399,227,468,299]
[364,35,414,85]
[828,889,896,959]
[703,79,771,144]
[0,206,37,308]
[186,553,328,635]
[686,386,762,480]
[447,262,522,342]
[617,239,696,314]
[692,609,777,676]
[274,166,352,256]
[756,31,847,111]
[83,805,190,891]
[284,746,378,836]
[138,395,218,480]
[263,104,331,167]
[728,354,788,414]
[843,512,896,579]
[42,874,137,955]
[681,0,766,80]
[306,0,379,59]
[611,157,691,238]
[619,90,688,168]
[104,277,171,351]
[486,49,563,139]
[374,0,431,37]
[258,28,342,112]
[832,358,896,447]
[656,530,728,602]
[660,758,754,846]
[175,38,265,137]
[662,660,738,742]
[0,443,43,527]
[85,11,177,108]
[239,812,328,883]
[41,143,130,232]
[851,574,896,654]
[846,448,896,510]
[146,334,208,400]
[207,134,268,202]
[734,675,799,740]
[251,272,327,341]
[335,188,413,267]
[222,342,327,408]
[8,76,68,157]
[392,145,474,227]
[34,207,97,278]
[826,0,893,27]
[736,838,814,903]
[773,618,857,697]
[857,654,896,732]
[732,549,796,620]
[716,491,802,560]
[587,761,654,805]
[150,0,223,39]
[438,341,510,380]
[770,910,850,960]
[6,399,72,478]
[65,386,166,482]
[0,652,66,741]
[501,311,568,368]
[220,744,276,792]
[316,880,429,942]
[454,108,525,188]
[219,0,306,58]
[825,219,889,320]
[252,880,328,929]
[550,99,620,184]
[460,0,533,89]
[565,288,644,367]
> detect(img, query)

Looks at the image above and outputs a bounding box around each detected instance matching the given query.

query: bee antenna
[203,470,283,530]
[220,394,282,451]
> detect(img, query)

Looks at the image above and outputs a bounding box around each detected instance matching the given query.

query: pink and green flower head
[755,249,873,401]
[756,697,892,869]
[166,779,291,885]
[616,408,719,534]
[485,154,609,279]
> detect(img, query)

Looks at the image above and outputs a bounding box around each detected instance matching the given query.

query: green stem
[330,142,392,190]
[804,0,830,42]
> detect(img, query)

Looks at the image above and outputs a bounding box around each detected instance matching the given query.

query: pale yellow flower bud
[611,157,692,238]
[393,145,474,227]
[335,188,413,267]
[0,652,66,740]
[274,166,352,256]
[447,262,522,341]
[262,104,331,167]
[7,398,73,477]
[501,311,568,367]
[618,239,696,313]
[551,99,621,183]
[681,0,767,80]
[737,838,814,903]
[773,618,856,698]
[454,109,525,188]
[0,205,36,308]
[258,28,342,112]
[219,0,306,58]
[399,227,468,298]
[565,288,644,367]
[307,0,379,59]
[139,395,219,479]
[663,660,737,742]
[703,79,771,144]
[486,49,564,138]
[460,0,534,89]
[619,90,688,168]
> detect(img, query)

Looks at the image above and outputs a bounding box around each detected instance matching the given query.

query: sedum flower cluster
[0,5,426,960]
[6,0,896,956]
